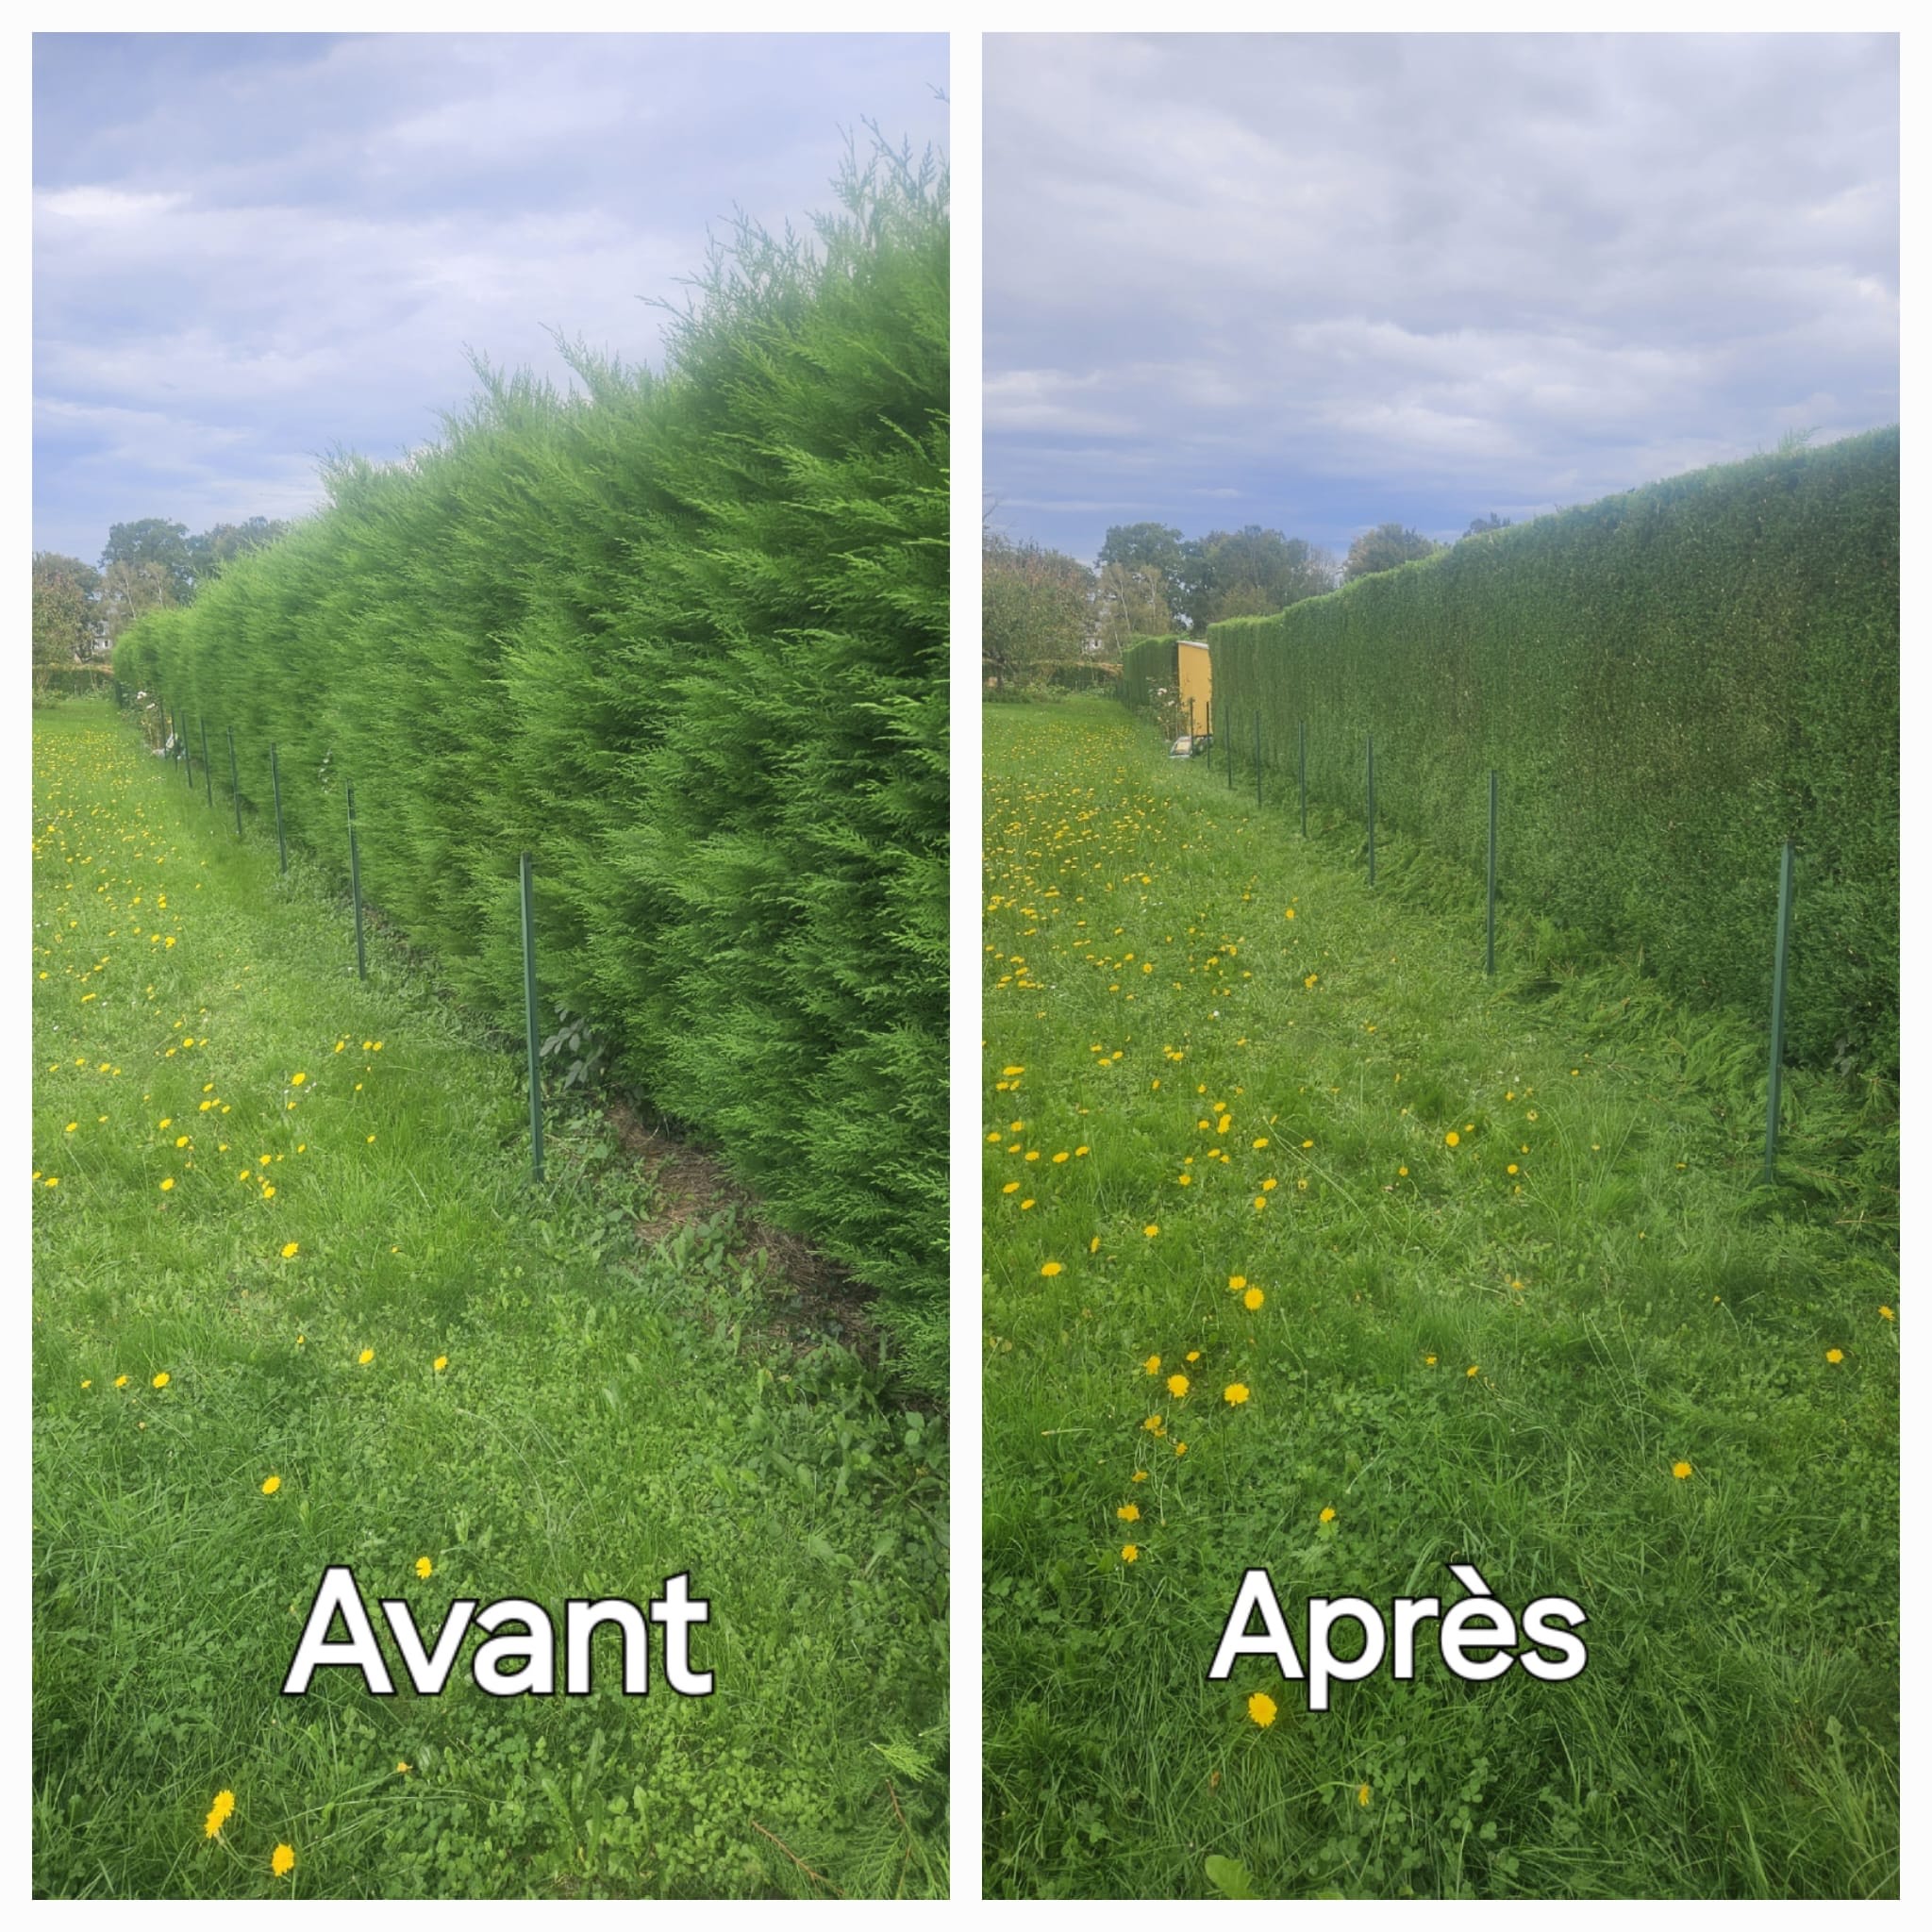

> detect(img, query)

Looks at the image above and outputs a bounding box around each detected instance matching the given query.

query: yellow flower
[433,1356,448,1373]
[415,1557,433,1579]
[1424,1355,1438,1367]
[1825,1347,1844,1364]
[1131,1469,1148,1483]
[1243,1288,1264,1311]
[358,1348,374,1365]
[1444,1131,1460,1148]
[1247,1691,1276,1727]
[204,1789,236,1839]
[1174,1441,1188,1456]
[1879,1305,1894,1321]
[158,1177,175,1191]
[1142,1415,1164,1433]
[396,1761,411,1774]
[1466,1364,1479,1378]
[1319,1506,1336,1524]
[1672,1461,1692,1479]
[1089,1236,1101,1253]
[1304,974,1317,989]
[271,1843,295,1878]
[1117,1504,1140,1522]
[1144,1355,1161,1374]
[1357,1783,1372,1807]
[1121,1543,1139,1563]
[1040,1260,1062,1277]
[1143,1224,1159,1238]
[261,1474,281,1495]
[290,1072,306,1085]
[1224,1383,1250,1406]
[1167,1373,1190,1397]
[1228,1275,1246,1291]
[151,1372,170,1390]
[1002,1181,1019,1194]
[113,1374,128,1389]
[281,1241,299,1258]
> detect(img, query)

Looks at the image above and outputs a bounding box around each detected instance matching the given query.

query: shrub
[116,144,951,1390]
[1120,635,1178,710]
[1208,428,1899,1074]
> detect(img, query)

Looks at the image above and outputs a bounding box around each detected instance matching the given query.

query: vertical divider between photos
[520,851,545,1183]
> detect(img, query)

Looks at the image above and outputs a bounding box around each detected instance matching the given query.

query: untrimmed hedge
[117,152,951,1389]
[1120,635,1178,710]
[1208,428,1898,1074]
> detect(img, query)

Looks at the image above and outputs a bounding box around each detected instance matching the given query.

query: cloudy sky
[985,32,1898,566]
[33,32,947,563]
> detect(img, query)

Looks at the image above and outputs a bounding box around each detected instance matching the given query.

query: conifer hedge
[1121,635,1178,710]
[1208,428,1898,1074]
[117,152,952,1389]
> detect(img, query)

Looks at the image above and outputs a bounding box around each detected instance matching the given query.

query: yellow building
[1176,640,1213,736]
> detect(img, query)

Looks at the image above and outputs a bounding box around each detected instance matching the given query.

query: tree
[1092,559,1172,655]
[982,533,1094,688]
[188,515,293,581]
[101,518,198,602]
[1097,522,1186,583]
[1462,513,1512,539]
[1188,525,1339,625]
[97,557,178,647]
[1343,523,1442,582]
[32,552,102,665]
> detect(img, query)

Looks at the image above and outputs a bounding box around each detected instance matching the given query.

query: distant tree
[1097,522,1186,583]
[188,515,293,580]
[1190,525,1339,625]
[98,557,178,647]
[983,533,1095,689]
[101,518,198,601]
[1092,559,1172,655]
[1462,512,1512,539]
[1343,523,1442,582]
[32,552,102,665]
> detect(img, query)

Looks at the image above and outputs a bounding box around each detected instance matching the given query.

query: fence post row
[520,852,545,1182]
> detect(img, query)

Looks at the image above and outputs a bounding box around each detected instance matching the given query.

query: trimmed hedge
[117,154,951,1390]
[1209,428,1898,1074]
[1120,635,1178,710]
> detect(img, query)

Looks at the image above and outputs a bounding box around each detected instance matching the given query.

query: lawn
[981,696,1897,1900]
[31,699,947,1899]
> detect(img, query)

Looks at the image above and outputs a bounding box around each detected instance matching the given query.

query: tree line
[982,510,1513,690]
[31,515,294,669]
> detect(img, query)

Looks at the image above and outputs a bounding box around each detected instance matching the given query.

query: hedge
[1120,635,1178,710]
[116,150,951,1390]
[1208,427,1898,1074]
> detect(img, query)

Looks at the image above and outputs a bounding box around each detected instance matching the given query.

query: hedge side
[1121,635,1178,710]
[117,155,951,1390]
[1208,428,1898,1074]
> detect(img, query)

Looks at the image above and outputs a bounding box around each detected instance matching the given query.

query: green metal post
[1226,706,1234,788]
[227,727,242,839]
[1762,841,1796,1183]
[520,852,544,1181]
[1298,719,1307,837]
[271,745,287,874]
[347,783,367,980]
[1486,770,1498,976]
[200,717,213,807]
[1254,710,1262,806]
[1366,733,1376,887]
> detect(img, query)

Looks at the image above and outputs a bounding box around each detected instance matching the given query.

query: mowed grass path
[32,703,946,1899]
[982,698,1896,1900]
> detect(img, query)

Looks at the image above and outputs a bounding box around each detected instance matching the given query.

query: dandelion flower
[1143,1224,1159,1238]
[1167,1373,1190,1398]
[1142,1415,1164,1433]
[1879,1305,1894,1322]
[1224,1383,1250,1406]
[358,1348,374,1365]
[151,1372,170,1390]
[159,1177,175,1191]
[1444,1131,1460,1148]
[1247,1691,1276,1727]
[290,1073,306,1086]
[1143,1356,1161,1374]
[1319,1507,1336,1524]
[1825,1347,1844,1364]
[113,1374,128,1389]
[1117,1504,1140,1523]
[1357,1784,1372,1807]
[271,1843,295,1878]
[415,1557,433,1579]
[1466,1364,1479,1378]
[1672,1461,1692,1480]
[1121,1544,1139,1564]
[1243,1288,1264,1312]
[261,1475,281,1495]
[281,1241,299,1259]
[1132,1470,1148,1483]
[1228,1275,1246,1291]
[433,1356,448,1373]
[1041,1260,1062,1277]
[1424,1355,1437,1367]
[204,1790,236,1839]
[396,1761,411,1774]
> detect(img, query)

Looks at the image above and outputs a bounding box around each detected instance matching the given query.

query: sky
[32,32,947,563]
[984,32,1899,567]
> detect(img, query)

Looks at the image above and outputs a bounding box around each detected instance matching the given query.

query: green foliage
[1120,635,1178,711]
[33,552,103,666]
[1209,429,1900,1075]
[1342,523,1442,581]
[982,699,1897,1901]
[116,146,950,1391]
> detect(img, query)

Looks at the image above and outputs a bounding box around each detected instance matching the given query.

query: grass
[981,696,1897,1900]
[31,700,947,1899]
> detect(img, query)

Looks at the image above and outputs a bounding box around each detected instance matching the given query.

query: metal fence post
[520,852,545,1181]
[1366,732,1376,887]
[1298,718,1307,837]
[1254,710,1262,806]
[271,744,287,874]
[200,717,213,807]
[1762,841,1796,1182]
[1486,770,1498,976]
[347,782,367,980]
[227,726,242,839]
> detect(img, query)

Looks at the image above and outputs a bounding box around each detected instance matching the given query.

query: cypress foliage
[1208,428,1898,1074]
[117,146,951,1389]
[1120,635,1178,710]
